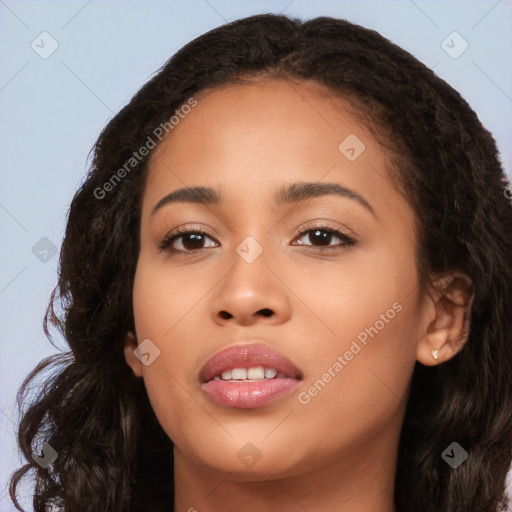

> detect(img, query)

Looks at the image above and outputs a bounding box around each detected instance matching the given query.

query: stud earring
[430,348,439,361]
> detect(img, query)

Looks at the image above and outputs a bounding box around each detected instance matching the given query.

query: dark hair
[10,13,512,512]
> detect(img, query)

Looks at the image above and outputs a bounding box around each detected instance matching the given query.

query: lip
[200,343,303,409]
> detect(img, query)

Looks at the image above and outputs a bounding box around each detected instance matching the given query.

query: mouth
[200,343,303,409]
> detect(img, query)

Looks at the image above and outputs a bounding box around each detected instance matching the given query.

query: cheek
[132,253,214,337]
[290,235,419,346]
[298,303,418,415]
[290,241,420,425]
[131,253,221,439]
[131,249,231,365]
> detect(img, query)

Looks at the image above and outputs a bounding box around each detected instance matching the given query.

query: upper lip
[200,343,303,383]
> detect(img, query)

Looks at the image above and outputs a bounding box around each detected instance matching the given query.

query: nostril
[219,311,233,319]
[258,308,273,317]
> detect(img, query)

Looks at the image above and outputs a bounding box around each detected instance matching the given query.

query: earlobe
[123,330,143,377]
[417,272,474,366]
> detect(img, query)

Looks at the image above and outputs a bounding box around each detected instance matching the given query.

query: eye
[292,225,356,251]
[159,227,218,253]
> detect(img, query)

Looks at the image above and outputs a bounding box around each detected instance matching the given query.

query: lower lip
[202,378,300,408]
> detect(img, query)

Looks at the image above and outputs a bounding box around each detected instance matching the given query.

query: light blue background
[1,1,511,510]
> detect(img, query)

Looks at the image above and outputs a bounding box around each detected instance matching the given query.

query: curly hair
[9,13,512,512]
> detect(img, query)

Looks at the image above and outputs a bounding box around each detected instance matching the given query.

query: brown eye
[179,233,208,251]
[293,227,356,249]
[305,229,333,246]
[159,230,218,252]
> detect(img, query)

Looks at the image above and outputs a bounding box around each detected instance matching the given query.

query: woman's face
[125,79,433,479]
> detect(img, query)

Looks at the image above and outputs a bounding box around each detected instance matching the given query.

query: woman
[10,13,512,512]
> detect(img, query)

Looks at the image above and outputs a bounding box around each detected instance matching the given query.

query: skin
[124,79,473,512]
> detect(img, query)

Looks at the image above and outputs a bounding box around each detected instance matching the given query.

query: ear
[124,330,143,377]
[417,272,474,366]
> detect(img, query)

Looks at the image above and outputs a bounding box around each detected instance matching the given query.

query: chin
[176,432,311,479]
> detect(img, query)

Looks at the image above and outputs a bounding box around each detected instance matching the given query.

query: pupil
[310,230,331,246]
[183,233,204,250]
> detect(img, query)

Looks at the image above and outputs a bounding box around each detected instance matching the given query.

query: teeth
[247,366,265,379]
[231,368,247,380]
[218,366,281,381]
[265,368,277,378]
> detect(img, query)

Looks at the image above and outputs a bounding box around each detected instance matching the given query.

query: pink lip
[200,343,303,409]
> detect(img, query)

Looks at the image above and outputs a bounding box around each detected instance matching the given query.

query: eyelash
[158,224,357,255]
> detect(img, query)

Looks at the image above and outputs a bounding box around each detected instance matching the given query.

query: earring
[430,348,439,361]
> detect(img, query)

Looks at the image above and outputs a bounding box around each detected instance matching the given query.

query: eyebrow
[151,182,375,217]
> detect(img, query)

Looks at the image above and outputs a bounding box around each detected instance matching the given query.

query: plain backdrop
[1,1,511,510]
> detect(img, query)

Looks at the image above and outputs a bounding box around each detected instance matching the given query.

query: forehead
[150,79,368,159]
[144,78,398,215]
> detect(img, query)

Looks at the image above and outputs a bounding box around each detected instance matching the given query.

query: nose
[210,246,292,327]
